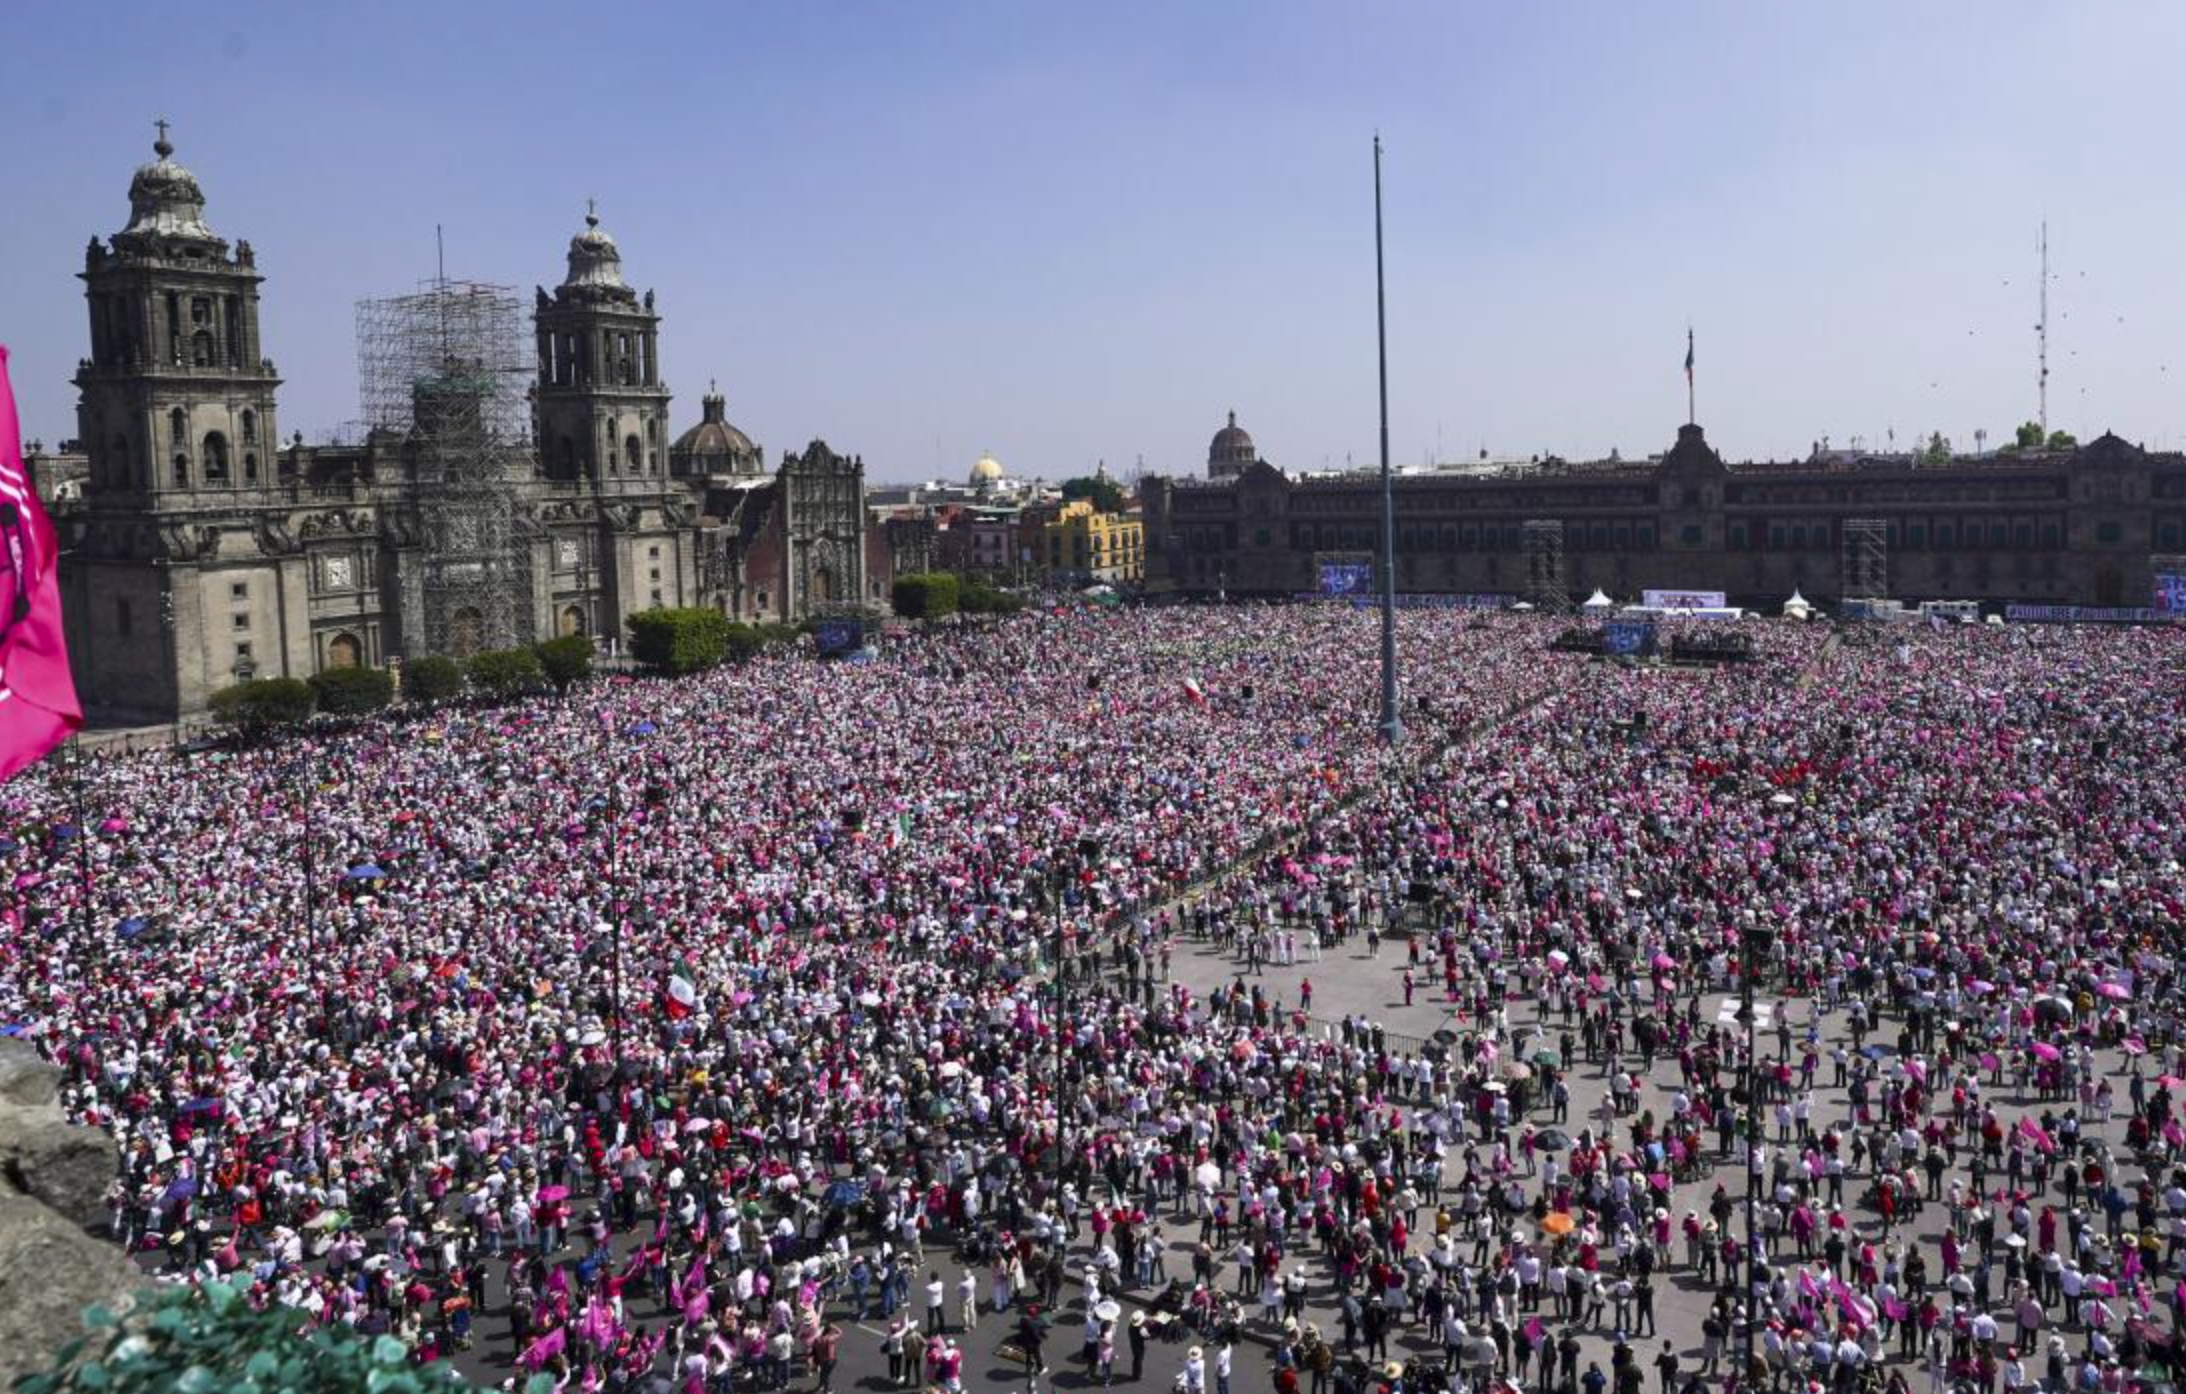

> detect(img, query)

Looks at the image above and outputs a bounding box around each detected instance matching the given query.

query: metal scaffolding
[356,280,533,659]
[1522,519,1570,614]
[1840,517,1888,603]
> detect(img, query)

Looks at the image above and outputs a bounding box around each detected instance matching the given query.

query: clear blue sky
[4,1,2183,481]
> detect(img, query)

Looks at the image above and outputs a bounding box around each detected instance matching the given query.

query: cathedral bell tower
[532,205,670,493]
[74,122,281,506]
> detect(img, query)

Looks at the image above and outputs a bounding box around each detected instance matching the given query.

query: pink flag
[0,347,81,779]
[519,1326,568,1370]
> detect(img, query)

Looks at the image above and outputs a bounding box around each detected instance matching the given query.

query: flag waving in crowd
[0,345,80,782]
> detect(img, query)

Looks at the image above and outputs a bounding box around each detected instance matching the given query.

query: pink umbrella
[537,1185,570,1203]
[2030,1042,2062,1062]
[1650,953,1677,971]
[1967,980,1995,995]
[2097,982,2130,1001]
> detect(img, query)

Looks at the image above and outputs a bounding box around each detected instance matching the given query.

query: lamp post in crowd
[61,736,92,943]
[1740,917,1774,1390]
[1053,833,1103,1212]
[291,752,319,952]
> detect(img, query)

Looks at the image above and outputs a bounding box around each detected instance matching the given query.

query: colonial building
[1043,496,1146,584]
[54,129,895,724]
[1144,417,2186,609]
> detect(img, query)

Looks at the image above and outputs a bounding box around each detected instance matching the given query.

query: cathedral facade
[56,131,887,725]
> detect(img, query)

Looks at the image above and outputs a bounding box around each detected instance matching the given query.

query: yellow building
[1044,497,1145,584]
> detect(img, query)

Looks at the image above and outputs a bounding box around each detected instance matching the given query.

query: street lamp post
[1054,834,1102,1223]
[1740,920,1773,1391]
[68,737,91,944]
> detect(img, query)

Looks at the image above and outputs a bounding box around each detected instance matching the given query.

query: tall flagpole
[1687,325,1696,425]
[1375,134,1403,746]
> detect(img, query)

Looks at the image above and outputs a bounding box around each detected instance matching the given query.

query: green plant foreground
[13,1278,525,1394]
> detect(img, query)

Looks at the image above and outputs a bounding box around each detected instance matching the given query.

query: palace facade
[1143,418,2186,609]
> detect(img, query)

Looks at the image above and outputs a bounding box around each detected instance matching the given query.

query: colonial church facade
[56,129,885,724]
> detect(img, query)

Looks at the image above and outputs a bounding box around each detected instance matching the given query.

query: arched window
[191,330,214,367]
[559,605,587,637]
[170,408,187,444]
[325,633,363,669]
[241,410,257,444]
[625,435,642,472]
[243,452,258,483]
[202,432,230,484]
[172,453,189,488]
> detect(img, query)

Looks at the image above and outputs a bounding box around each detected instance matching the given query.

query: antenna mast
[2037,221,2050,436]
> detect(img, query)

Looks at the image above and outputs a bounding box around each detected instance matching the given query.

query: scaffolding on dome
[1841,517,1888,604]
[355,279,534,659]
[1522,519,1570,614]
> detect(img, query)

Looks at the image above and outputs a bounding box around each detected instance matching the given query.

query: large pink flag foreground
[0,346,82,780]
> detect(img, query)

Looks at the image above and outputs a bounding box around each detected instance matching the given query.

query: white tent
[1580,589,1615,614]
[1782,589,1813,620]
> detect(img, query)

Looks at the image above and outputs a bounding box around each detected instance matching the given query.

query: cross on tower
[155,118,169,143]
[585,196,597,227]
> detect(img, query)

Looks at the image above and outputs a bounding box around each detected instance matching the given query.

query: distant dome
[672,384,761,476]
[562,208,629,294]
[969,452,1005,486]
[1208,410,1257,477]
[122,125,216,242]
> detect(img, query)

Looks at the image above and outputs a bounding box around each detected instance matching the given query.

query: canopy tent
[1580,589,1615,614]
[1782,589,1814,620]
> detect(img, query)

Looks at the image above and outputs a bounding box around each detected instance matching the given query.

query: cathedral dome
[562,208,629,293]
[969,452,1005,486]
[672,384,761,476]
[1209,411,1255,465]
[122,124,216,242]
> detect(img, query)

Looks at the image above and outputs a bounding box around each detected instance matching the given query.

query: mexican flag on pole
[663,957,699,1019]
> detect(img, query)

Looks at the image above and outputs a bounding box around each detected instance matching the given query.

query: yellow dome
[969,453,1004,485]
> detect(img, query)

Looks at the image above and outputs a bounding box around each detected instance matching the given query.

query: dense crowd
[0,604,2181,1394]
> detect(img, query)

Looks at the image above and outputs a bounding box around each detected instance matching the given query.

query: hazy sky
[4,2,2183,482]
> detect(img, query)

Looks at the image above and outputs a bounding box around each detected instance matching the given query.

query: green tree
[306,665,394,716]
[534,633,595,692]
[15,1276,476,1394]
[1061,474,1126,512]
[892,572,960,620]
[957,574,1024,614]
[1919,432,1952,466]
[401,655,464,706]
[2046,429,2077,450]
[467,647,545,699]
[206,678,316,737]
[2014,420,2046,450]
[627,606,730,673]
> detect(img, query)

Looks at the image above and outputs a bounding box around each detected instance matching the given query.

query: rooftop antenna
[2038,220,2051,436]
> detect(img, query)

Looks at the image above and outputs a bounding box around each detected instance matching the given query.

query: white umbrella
[1194,1162,1221,1189]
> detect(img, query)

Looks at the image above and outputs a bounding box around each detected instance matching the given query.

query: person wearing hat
[1182,1345,1206,1394]
[1128,1310,1149,1383]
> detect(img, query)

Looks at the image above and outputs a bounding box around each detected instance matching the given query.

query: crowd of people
[0,603,2180,1394]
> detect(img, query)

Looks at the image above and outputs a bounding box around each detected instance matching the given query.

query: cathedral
[56,128,886,724]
